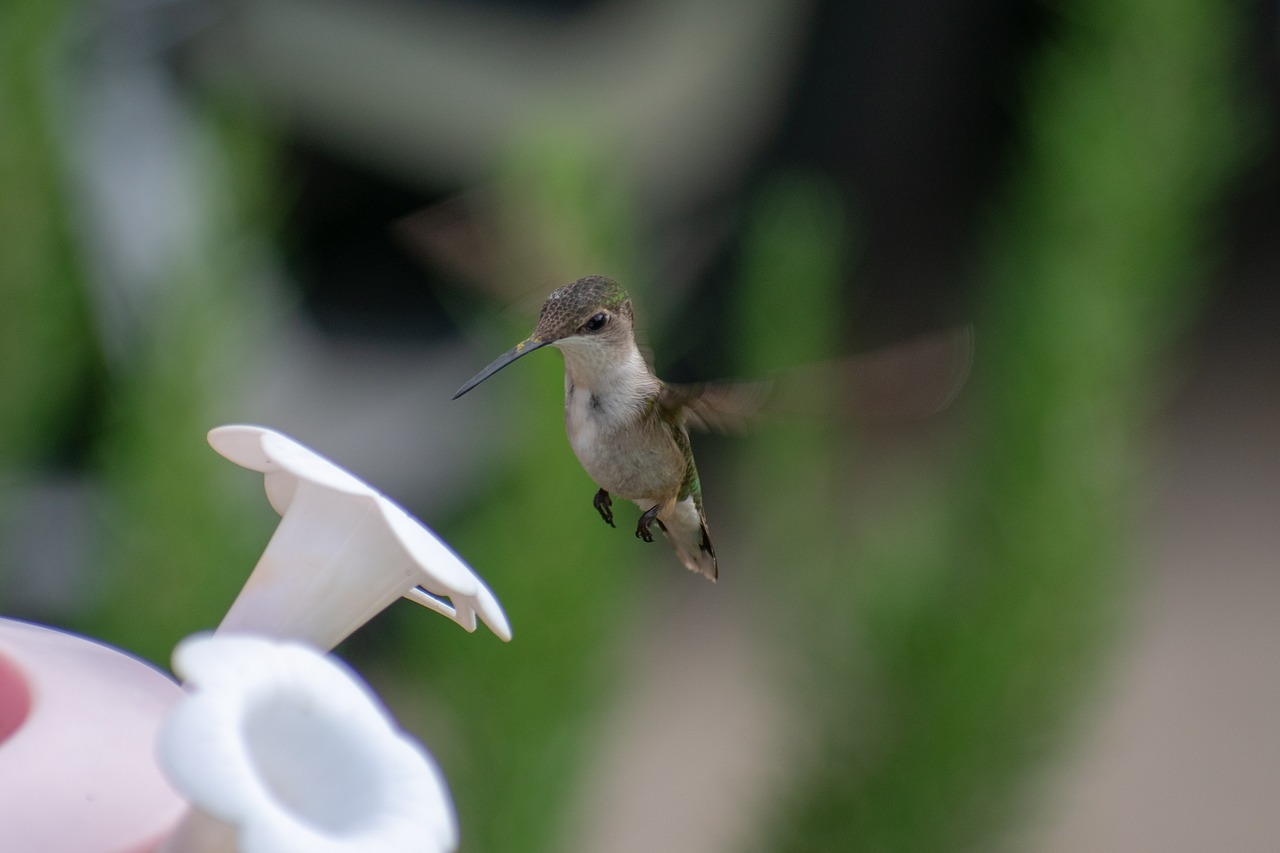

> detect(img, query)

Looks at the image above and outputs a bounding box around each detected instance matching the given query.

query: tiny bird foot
[635,504,662,543]
[593,489,615,528]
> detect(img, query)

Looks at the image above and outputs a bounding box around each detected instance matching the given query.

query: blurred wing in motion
[397,196,974,427]
[806,325,975,423]
[665,326,975,433]
[658,380,773,433]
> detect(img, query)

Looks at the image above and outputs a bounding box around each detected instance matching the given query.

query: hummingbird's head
[452,275,634,399]
[530,275,633,346]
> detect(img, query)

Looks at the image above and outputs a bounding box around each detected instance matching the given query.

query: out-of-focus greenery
[1,0,273,653]
[85,104,279,662]
[742,0,1248,850]
[0,0,99,469]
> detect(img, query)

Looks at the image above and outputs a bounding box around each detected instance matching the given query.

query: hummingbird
[452,275,746,581]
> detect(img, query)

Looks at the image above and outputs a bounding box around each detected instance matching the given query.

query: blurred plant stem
[380,134,645,853]
[2,0,271,643]
[0,0,100,469]
[85,100,277,662]
[743,0,1248,848]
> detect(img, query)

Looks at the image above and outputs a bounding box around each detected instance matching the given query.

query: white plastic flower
[208,425,510,650]
[157,634,457,853]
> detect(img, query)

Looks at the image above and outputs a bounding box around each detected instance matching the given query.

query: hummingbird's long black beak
[452,337,552,399]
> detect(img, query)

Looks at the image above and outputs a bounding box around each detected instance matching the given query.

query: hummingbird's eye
[583,312,609,333]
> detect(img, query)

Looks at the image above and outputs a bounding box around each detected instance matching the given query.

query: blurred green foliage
[0,0,274,652]
[85,103,280,661]
[0,0,100,469]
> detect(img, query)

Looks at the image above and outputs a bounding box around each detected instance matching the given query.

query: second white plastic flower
[157,633,457,853]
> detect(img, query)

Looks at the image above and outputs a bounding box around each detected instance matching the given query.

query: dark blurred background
[2,0,1277,850]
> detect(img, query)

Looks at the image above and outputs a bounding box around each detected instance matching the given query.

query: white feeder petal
[209,426,372,498]
[159,634,458,853]
[217,484,420,649]
[377,499,512,641]
[472,583,513,642]
[206,425,275,472]
[262,469,298,517]
[380,500,479,596]
[209,425,511,648]
[256,430,373,497]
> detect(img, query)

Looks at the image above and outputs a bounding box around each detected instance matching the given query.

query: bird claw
[635,505,661,543]
[593,489,615,528]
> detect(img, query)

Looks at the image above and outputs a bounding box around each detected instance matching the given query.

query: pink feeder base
[0,618,187,852]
